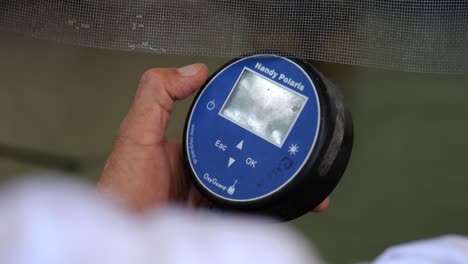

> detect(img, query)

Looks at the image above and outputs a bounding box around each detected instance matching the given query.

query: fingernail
[177,63,202,76]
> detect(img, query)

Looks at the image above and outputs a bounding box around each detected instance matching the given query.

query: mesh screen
[1,0,467,73]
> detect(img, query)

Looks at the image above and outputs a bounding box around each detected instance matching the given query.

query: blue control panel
[186,55,321,201]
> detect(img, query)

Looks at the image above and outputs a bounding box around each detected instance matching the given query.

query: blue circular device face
[185,55,321,202]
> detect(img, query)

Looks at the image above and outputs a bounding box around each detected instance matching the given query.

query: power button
[206,100,216,110]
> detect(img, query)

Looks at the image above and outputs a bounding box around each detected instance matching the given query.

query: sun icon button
[288,144,299,155]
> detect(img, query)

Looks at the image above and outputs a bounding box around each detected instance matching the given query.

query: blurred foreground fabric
[0,173,466,264]
[0,173,321,264]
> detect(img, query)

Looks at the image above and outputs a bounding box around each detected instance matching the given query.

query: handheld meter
[183,54,353,221]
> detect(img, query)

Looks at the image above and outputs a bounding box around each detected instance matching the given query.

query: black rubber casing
[183,56,353,221]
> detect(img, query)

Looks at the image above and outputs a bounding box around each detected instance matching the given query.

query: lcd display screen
[220,69,308,147]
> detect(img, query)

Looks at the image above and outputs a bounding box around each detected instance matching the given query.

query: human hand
[97,63,329,213]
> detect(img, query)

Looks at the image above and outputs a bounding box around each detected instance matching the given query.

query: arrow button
[236,140,244,150]
[228,157,236,167]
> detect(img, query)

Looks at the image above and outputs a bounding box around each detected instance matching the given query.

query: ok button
[246,157,257,168]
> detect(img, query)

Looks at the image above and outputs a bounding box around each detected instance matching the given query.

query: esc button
[214,139,227,151]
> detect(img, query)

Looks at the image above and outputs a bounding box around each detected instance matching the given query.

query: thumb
[117,64,209,147]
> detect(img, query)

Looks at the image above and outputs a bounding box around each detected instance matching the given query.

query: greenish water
[1,31,467,263]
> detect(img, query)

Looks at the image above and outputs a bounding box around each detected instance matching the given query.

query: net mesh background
[1,0,467,73]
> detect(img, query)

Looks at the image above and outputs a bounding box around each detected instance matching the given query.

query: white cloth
[0,174,322,264]
[372,235,468,264]
[0,174,466,264]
